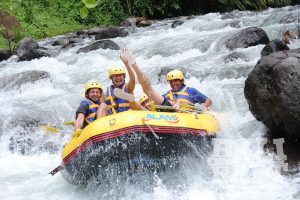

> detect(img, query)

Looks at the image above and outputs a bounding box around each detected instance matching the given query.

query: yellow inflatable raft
[60,110,219,185]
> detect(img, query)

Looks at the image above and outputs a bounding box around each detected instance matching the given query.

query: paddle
[114,88,202,113]
[64,121,75,126]
[40,125,61,133]
[48,164,64,176]
[40,120,75,134]
[40,125,73,134]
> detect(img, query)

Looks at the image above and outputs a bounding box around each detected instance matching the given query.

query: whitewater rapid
[0,6,299,200]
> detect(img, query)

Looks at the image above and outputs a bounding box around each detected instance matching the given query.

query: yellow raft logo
[142,114,179,123]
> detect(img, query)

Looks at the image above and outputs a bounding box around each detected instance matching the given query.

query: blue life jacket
[165,85,195,111]
[82,99,100,129]
[105,84,130,115]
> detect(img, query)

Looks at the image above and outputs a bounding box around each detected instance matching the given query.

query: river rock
[225,27,270,50]
[260,39,289,57]
[0,70,50,90]
[16,38,51,61]
[121,17,139,27]
[137,19,153,27]
[171,20,185,28]
[244,49,300,142]
[0,48,11,62]
[279,14,296,24]
[87,26,108,35]
[76,40,120,54]
[95,26,128,40]
[52,38,70,46]
[228,20,241,28]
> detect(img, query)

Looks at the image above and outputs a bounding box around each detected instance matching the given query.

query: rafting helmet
[166,69,185,81]
[139,93,149,104]
[109,65,126,79]
[85,80,103,95]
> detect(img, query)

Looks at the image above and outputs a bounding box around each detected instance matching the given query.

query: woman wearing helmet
[164,69,212,111]
[74,80,107,137]
[105,49,136,115]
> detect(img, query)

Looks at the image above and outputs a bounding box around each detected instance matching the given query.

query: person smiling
[73,80,107,137]
[105,49,136,115]
[163,69,212,111]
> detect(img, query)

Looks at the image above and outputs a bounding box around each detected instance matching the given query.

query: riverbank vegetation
[0,0,296,49]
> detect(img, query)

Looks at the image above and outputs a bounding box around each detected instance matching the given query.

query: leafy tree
[0,9,23,53]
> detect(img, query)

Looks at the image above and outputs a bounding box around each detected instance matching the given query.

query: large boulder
[76,40,120,54]
[225,27,270,50]
[260,39,289,57]
[0,70,50,90]
[244,49,300,142]
[16,38,51,61]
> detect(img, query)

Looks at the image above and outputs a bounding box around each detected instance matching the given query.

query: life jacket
[105,84,130,114]
[165,85,195,111]
[82,99,100,129]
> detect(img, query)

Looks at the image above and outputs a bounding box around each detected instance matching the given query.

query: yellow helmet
[85,80,103,94]
[109,65,126,79]
[139,93,149,104]
[166,69,185,81]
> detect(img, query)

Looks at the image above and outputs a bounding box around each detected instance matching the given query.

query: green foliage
[0,9,24,53]
[82,0,98,8]
[0,0,87,40]
[80,0,127,25]
[267,0,291,7]
[127,0,182,18]
[218,0,291,11]
[0,0,295,49]
[80,6,89,19]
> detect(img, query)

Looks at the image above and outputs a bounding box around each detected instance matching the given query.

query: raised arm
[120,48,135,94]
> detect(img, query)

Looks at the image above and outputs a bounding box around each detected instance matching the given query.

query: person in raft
[163,69,212,111]
[73,80,107,137]
[105,49,136,115]
[118,49,212,112]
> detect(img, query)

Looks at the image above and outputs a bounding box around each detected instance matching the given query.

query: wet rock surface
[76,40,120,54]
[245,49,300,142]
[260,39,290,57]
[224,27,270,50]
[0,70,50,91]
[17,38,51,61]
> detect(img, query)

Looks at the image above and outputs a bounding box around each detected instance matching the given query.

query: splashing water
[0,6,300,200]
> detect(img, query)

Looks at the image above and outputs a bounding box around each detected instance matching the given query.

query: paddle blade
[64,121,75,126]
[114,88,135,102]
[40,125,60,133]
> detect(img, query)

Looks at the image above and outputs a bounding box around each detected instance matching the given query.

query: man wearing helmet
[73,80,107,137]
[119,49,212,111]
[164,69,212,111]
[105,49,136,115]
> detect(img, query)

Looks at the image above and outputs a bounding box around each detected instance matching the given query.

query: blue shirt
[163,84,208,104]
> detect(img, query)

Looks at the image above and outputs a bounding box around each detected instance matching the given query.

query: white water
[1,6,300,200]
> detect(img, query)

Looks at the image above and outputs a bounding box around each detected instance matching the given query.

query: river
[0,6,299,200]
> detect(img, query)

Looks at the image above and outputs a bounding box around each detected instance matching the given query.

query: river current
[0,6,299,200]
